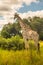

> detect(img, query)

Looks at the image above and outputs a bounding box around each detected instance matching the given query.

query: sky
[0,0,43,30]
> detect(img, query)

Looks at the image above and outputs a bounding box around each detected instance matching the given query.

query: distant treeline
[0,16,43,40]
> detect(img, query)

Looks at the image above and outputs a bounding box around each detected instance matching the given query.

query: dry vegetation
[0,41,43,65]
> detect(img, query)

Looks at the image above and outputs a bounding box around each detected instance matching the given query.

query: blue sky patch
[18,1,43,13]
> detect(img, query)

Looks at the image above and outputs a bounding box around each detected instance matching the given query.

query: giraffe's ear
[14,13,19,19]
[15,13,19,16]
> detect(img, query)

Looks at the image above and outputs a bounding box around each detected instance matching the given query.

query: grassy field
[0,41,43,65]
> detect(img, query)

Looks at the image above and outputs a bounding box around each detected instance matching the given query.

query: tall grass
[0,41,43,65]
[0,49,43,65]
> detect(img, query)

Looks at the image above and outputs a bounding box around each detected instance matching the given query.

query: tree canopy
[1,17,43,40]
[1,22,21,38]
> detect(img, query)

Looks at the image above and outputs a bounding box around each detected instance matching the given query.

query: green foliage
[23,19,30,25]
[20,17,43,40]
[1,23,21,38]
[0,36,7,49]
[11,35,25,50]
[23,17,43,40]
[1,17,43,40]
[29,17,43,40]
[0,35,25,50]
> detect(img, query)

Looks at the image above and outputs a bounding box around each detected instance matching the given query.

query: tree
[1,22,21,38]
[23,18,30,25]
[28,17,43,40]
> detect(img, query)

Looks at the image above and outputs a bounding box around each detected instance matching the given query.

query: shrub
[0,35,25,50]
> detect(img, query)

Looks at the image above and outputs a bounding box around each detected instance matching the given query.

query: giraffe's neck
[17,16,31,30]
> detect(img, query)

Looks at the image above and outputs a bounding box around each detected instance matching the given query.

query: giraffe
[14,13,39,49]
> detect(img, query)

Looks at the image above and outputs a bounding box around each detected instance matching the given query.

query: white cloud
[0,0,41,30]
[0,10,43,30]
[0,0,39,12]
[0,0,23,27]
[19,10,43,19]
[18,0,39,5]
[0,0,39,5]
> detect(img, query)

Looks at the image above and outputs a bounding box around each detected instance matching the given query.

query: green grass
[0,41,43,65]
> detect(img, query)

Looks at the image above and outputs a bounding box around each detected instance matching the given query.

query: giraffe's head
[14,13,19,19]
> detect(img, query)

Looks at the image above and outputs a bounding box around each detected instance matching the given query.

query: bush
[10,35,25,50]
[0,35,25,50]
[0,36,7,49]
